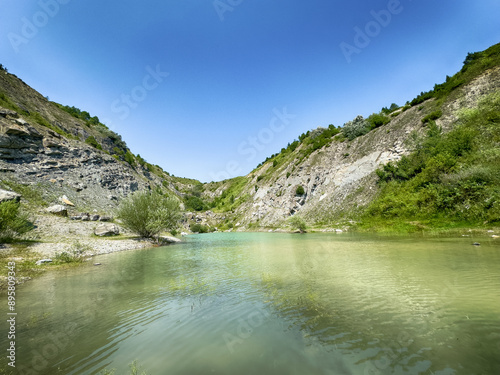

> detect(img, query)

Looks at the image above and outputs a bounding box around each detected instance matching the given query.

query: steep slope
[0,68,194,212]
[203,43,500,229]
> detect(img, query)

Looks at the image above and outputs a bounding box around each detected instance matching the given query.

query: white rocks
[0,189,21,203]
[45,205,68,217]
[59,195,75,206]
[94,223,120,237]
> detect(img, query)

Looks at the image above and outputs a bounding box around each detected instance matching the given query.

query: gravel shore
[24,214,154,258]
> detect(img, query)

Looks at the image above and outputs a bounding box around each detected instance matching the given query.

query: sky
[1,0,499,182]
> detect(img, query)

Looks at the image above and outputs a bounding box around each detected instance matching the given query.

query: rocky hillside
[0,69,198,214]
[198,43,500,230]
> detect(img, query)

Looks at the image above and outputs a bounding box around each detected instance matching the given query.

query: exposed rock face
[229,66,500,226]
[0,70,186,212]
[94,223,120,237]
[0,189,21,203]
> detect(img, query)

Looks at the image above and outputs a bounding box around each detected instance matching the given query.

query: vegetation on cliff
[362,92,500,231]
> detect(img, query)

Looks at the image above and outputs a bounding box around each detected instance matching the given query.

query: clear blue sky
[1,0,499,182]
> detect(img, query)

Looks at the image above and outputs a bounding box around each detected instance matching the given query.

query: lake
[1,232,499,374]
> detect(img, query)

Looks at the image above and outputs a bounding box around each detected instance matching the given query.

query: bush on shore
[117,191,181,240]
[0,200,32,242]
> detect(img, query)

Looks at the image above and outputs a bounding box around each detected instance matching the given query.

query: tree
[288,216,307,233]
[117,191,181,240]
[295,185,305,196]
[0,201,32,242]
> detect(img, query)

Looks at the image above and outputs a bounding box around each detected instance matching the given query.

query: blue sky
[1,0,499,182]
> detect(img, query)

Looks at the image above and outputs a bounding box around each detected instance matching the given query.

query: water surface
[1,232,499,374]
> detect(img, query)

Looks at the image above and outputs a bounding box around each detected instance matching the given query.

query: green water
[1,233,500,374]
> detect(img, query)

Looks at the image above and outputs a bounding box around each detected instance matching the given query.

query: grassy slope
[360,92,500,233]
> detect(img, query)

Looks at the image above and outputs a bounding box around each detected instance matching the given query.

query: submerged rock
[158,236,182,244]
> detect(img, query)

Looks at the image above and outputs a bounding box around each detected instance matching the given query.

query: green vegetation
[288,216,307,233]
[189,223,213,233]
[422,110,443,124]
[117,191,181,239]
[98,360,148,375]
[85,135,103,150]
[0,244,44,290]
[342,116,370,141]
[52,241,91,264]
[0,180,50,208]
[295,185,305,196]
[184,183,209,211]
[410,43,500,107]
[366,113,390,129]
[212,176,250,212]
[362,92,500,231]
[0,201,32,242]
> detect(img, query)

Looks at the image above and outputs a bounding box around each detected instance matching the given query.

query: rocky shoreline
[4,213,178,260]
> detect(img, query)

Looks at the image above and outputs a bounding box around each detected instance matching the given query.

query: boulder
[46,205,67,217]
[94,223,120,237]
[0,189,21,203]
[90,214,100,221]
[158,236,182,244]
[99,216,113,222]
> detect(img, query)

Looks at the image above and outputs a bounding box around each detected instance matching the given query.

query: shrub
[367,113,390,129]
[124,151,136,166]
[0,201,32,242]
[189,223,210,233]
[342,116,370,141]
[85,136,102,150]
[288,216,307,233]
[422,110,443,124]
[185,196,207,211]
[117,191,181,239]
[295,185,305,196]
